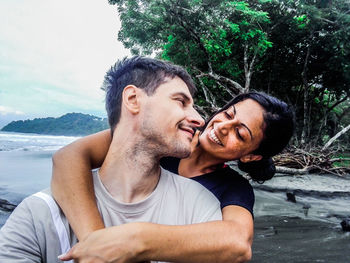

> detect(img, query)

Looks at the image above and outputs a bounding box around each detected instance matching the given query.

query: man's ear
[240,154,263,163]
[122,85,143,114]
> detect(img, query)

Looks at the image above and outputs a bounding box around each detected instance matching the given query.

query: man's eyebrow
[233,105,253,140]
[172,92,192,103]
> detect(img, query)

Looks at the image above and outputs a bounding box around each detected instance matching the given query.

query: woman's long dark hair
[203,92,295,182]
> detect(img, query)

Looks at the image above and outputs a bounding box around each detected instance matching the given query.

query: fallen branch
[275,166,311,175]
[322,123,350,151]
[330,158,350,163]
[273,145,349,176]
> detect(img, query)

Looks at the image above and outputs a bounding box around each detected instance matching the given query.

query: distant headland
[1,113,109,136]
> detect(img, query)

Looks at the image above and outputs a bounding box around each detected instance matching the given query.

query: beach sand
[252,215,350,262]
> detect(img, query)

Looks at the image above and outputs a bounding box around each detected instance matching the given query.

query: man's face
[139,76,204,159]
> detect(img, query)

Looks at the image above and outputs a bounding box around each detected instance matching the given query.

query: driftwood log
[274,146,350,176]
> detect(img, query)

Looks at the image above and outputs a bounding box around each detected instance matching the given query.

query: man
[0,56,222,262]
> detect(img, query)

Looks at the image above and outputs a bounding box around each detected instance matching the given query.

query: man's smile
[179,125,195,138]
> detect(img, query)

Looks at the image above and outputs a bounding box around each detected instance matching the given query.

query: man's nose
[188,107,205,128]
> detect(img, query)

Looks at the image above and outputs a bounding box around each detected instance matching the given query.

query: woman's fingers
[58,248,74,261]
[191,130,201,152]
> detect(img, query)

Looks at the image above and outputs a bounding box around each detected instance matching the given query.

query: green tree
[253,0,350,145]
[109,0,350,147]
[110,0,273,114]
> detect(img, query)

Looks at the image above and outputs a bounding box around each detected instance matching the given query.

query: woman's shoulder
[193,166,250,185]
[192,166,255,215]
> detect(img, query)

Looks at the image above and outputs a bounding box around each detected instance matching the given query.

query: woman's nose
[217,119,239,135]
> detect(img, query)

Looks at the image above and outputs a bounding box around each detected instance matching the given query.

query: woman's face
[199,99,265,162]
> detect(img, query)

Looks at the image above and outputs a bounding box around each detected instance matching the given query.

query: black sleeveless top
[160,157,254,216]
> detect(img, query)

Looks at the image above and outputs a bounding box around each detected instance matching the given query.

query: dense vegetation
[109,0,349,151]
[107,0,349,174]
[1,113,109,136]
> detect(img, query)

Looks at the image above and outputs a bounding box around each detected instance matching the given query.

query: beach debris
[302,204,311,216]
[274,146,350,176]
[258,226,277,237]
[286,192,296,203]
[0,198,17,212]
[340,219,350,232]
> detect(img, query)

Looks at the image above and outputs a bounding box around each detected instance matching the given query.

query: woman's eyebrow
[241,123,253,140]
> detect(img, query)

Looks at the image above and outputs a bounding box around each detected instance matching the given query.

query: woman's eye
[224,111,232,119]
[235,128,244,141]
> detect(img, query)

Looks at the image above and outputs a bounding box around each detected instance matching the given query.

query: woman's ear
[122,85,142,114]
[240,154,263,163]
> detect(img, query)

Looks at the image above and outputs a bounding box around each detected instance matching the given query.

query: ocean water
[0,131,349,261]
[0,131,79,152]
[0,131,79,226]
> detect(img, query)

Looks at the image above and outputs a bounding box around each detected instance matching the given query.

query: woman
[53,92,294,262]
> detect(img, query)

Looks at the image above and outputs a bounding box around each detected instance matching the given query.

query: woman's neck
[178,146,226,178]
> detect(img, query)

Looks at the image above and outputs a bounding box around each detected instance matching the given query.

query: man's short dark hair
[102,56,196,133]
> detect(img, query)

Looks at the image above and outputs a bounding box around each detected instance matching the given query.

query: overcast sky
[0,0,130,128]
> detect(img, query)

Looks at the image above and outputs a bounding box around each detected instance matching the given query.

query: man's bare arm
[51,129,111,241]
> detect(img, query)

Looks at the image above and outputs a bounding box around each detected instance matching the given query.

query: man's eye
[176,99,185,106]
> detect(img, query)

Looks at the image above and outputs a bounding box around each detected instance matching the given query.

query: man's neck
[99,129,161,204]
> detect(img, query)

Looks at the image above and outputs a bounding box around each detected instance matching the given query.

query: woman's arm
[51,129,111,241]
[140,205,253,262]
[60,205,253,263]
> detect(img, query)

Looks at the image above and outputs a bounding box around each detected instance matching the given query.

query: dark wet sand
[252,216,350,262]
[251,185,350,262]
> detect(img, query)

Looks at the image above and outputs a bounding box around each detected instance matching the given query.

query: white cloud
[0,106,24,116]
[0,0,130,121]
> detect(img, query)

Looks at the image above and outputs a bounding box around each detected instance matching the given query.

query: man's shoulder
[16,188,51,208]
[8,188,57,224]
[0,189,70,263]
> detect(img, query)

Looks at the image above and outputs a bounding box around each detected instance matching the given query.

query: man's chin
[170,147,191,159]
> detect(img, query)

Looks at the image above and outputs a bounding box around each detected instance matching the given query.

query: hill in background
[1,113,109,136]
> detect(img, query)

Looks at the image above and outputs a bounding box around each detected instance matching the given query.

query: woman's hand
[59,215,252,263]
[58,223,148,263]
[190,130,200,153]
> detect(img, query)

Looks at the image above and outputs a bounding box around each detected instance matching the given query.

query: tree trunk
[322,123,350,150]
[315,95,349,143]
[301,84,309,145]
[243,44,258,92]
[300,38,312,144]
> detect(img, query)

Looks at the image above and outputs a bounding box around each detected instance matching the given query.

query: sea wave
[0,132,80,152]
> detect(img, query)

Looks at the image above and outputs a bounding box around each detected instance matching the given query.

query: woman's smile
[209,128,223,146]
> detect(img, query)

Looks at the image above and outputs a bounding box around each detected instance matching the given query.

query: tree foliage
[110,0,274,112]
[1,113,109,136]
[109,0,350,148]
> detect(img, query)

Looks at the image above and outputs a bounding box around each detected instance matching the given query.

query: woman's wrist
[131,222,154,262]
[106,222,152,262]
